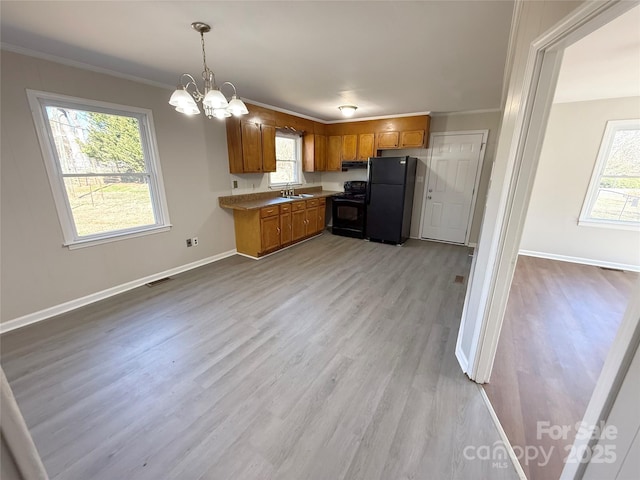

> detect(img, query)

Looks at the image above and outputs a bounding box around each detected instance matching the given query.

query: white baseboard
[0,249,237,335]
[518,249,640,272]
[478,386,527,480]
[455,342,470,374]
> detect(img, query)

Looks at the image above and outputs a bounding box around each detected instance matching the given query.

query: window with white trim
[27,90,171,248]
[269,132,301,186]
[579,119,640,229]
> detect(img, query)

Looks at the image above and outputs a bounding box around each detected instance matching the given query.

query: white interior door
[420,133,484,244]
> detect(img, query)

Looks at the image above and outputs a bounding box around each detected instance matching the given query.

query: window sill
[577,219,640,232]
[64,225,172,250]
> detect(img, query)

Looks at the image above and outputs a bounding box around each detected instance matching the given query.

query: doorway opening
[485,6,640,477]
[456,1,640,479]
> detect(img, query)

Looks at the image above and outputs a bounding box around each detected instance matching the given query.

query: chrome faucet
[281,183,295,197]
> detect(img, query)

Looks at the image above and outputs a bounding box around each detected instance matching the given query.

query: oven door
[332,198,366,238]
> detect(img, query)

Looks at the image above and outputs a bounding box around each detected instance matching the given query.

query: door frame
[455,0,640,478]
[419,130,488,246]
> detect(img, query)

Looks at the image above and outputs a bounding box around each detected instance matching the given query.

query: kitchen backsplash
[229,169,369,195]
[229,171,323,195]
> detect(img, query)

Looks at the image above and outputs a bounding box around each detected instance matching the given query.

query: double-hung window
[269,132,301,187]
[579,119,640,229]
[28,90,171,248]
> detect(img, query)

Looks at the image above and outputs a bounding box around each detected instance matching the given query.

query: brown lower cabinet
[280,203,292,246]
[232,198,327,258]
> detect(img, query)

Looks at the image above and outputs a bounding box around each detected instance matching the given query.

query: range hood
[341,161,368,170]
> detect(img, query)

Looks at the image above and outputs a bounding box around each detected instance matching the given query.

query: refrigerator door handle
[366,159,372,204]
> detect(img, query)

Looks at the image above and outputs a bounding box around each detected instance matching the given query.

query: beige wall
[521,97,640,268]
[1,51,237,323]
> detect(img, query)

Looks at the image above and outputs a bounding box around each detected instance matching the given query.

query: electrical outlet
[233,180,238,189]
[186,238,192,247]
[192,237,199,246]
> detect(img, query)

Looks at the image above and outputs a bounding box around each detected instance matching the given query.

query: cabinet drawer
[318,197,326,205]
[260,206,280,218]
[306,199,319,208]
[292,201,306,211]
[280,204,291,214]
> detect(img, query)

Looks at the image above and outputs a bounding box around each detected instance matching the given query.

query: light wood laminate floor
[484,255,638,480]
[2,235,519,480]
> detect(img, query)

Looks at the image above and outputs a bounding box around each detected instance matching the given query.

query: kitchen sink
[283,194,314,199]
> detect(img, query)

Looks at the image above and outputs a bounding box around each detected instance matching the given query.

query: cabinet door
[306,206,318,235]
[280,212,292,245]
[260,215,280,252]
[358,133,375,160]
[400,130,425,148]
[315,134,327,171]
[292,209,306,242]
[378,131,399,149]
[241,122,263,172]
[261,124,276,172]
[317,205,326,234]
[342,134,357,161]
[327,135,342,171]
[225,117,244,173]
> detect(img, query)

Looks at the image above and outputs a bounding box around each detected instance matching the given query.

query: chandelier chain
[200,32,209,74]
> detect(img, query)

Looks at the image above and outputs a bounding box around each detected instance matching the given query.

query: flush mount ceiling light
[338,105,358,117]
[169,22,249,120]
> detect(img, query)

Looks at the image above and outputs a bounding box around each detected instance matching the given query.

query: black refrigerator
[365,156,417,245]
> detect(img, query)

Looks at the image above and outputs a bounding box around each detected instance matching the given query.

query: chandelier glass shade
[169,22,249,120]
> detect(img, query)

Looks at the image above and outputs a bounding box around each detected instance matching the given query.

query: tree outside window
[28,90,170,248]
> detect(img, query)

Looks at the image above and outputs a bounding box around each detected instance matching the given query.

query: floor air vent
[146,277,171,287]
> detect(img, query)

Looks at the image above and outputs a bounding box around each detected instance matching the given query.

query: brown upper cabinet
[226,102,429,174]
[375,116,430,150]
[377,131,400,149]
[400,130,425,148]
[226,104,277,174]
[357,133,375,160]
[375,129,426,150]
[303,134,327,172]
[327,136,342,171]
[342,135,357,161]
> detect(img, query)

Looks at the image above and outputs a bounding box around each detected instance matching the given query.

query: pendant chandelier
[169,22,249,120]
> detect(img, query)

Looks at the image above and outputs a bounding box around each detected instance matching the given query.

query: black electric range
[332,181,367,239]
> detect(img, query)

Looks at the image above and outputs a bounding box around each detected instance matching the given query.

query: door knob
[428,189,433,192]
[427,196,432,200]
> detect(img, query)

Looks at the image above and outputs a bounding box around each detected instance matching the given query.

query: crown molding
[1,43,175,90]
[430,108,502,117]
[2,43,447,123]
[323,110,432,124]
[243,98,327,123]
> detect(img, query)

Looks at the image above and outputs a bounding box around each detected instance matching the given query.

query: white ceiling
[0,1,514,121]
[554,5,640,104]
